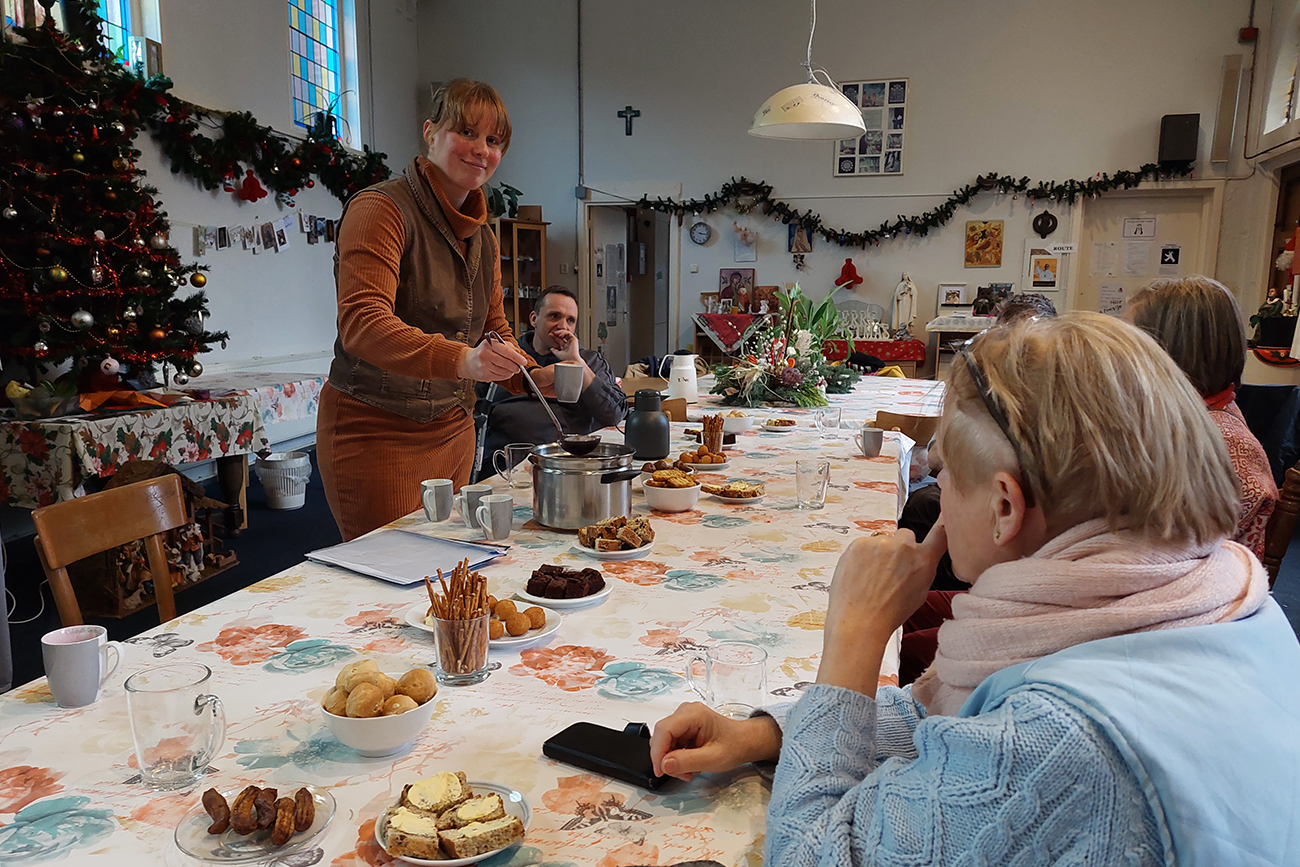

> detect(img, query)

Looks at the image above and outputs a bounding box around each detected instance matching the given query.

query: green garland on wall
[1,2,391,205]
[638,164,1194,249]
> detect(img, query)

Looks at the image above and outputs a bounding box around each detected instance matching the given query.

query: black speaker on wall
[1159,114,1199,165]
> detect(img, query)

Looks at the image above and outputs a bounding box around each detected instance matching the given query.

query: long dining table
[0,378,940,867]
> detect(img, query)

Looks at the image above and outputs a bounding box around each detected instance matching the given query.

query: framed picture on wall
[719,268,756,305]
[834,78,908,177]
[964,220,1004,268]
[1022,240,1063,291]
[939,283,970,307]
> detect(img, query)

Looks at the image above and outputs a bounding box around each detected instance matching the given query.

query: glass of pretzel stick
[423,560,491,686]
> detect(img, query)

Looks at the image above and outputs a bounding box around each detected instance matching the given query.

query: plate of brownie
[518,563,611,609]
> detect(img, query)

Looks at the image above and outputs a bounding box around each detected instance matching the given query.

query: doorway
[584,204,670,376]
[1075,185,1222,315]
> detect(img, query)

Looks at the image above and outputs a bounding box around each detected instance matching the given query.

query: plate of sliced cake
[376,771,529,865]
[573,515,655,560]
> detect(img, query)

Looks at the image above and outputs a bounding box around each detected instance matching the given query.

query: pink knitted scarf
[911,518,1269,717]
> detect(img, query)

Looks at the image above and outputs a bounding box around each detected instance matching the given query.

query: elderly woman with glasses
[650,313,1298,866]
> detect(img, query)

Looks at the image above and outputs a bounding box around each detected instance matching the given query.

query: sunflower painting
[964,220,1004,268]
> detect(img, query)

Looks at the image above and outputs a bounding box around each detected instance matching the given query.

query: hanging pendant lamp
[749,0,866,140]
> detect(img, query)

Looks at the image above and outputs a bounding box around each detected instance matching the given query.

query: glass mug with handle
[814,406,843,438]
[125,662,226,791]
[492,443,534,489]
[685,641,768,720]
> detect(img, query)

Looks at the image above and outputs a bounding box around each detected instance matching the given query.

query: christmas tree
[0,1,227,389]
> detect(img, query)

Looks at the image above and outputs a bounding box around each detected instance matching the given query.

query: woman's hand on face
[817,522,948,693]
[649,702,782,782]
[457,338,532,382]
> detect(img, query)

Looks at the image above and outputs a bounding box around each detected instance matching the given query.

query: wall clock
[689,221,711,245]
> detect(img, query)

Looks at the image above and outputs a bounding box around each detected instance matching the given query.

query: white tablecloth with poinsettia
[0,421,908,866]
[0,396,269,508]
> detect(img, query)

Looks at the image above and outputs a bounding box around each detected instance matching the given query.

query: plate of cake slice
[376,771,528,865]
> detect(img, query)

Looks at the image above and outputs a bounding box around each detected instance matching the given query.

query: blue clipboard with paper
[305,529,507,585]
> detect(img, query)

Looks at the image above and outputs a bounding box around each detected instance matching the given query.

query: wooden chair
[1263,463,1300,590]
[31,475,187,627]
[870,411,941,447]
[661,398,688,422]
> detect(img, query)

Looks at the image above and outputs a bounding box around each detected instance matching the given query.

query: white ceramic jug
[659,354,699,403]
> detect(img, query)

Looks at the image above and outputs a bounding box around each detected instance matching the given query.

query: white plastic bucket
[255,451,313,510]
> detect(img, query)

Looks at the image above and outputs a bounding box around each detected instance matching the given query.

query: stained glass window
[96,0,130,66]
[288,0,340,132]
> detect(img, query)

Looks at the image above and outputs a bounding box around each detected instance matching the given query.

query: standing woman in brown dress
[318,79,552,540]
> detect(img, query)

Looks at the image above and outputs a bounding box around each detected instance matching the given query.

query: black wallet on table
[542,721,669,790]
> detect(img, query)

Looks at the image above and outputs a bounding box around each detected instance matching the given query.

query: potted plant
[487,183,521,219]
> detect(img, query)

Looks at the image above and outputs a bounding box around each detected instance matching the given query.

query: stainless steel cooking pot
[531,442,640,529]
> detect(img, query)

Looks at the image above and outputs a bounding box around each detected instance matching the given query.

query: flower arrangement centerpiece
[711,284,860,407]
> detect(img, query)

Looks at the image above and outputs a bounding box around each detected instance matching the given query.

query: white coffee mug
[453,484,493,529]
[855,427,884,458]
[422,479,453,522]
[475,494,515,542]
[41,624,123,708]
[554,361,583,403]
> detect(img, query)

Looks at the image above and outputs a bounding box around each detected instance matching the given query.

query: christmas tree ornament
[306,179,315,188]
[220,339,227,350]
[104,189,117,202]
[123,307,138,322]
[112,157,128,172]
[149,327,167,342]
[99,356,120,376]
[89,253,104,284]
[93,229,105,240]
[51,109,64,119]
[71,309,94,329]
[109,120,125,134]
[132,235,145,248]
[106,326,121,338]
[2,207,17,220]
[173,372,189,386]
[184,314,203,333]
[135,267,150,283]
[49,265,69,282]
[190,272,207,288]
[71,151,85,164]
[39,320,51,333]
[34,341,49,354]
[188,361,203,378]
[149,233,167,249]
[35,246,50,257]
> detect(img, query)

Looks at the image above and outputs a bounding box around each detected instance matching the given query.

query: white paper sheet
[1099,283,1125,316]
[306,529,507,585]
[1123,241,1150,277]
[1090,242,1118,276]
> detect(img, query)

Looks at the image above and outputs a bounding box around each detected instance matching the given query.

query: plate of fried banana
[174,783,335,863]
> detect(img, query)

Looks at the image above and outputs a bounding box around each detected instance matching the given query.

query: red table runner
[823,339,926,363]
[695,313,764,353]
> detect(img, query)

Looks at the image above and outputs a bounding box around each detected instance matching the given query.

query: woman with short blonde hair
[1126,276,1275,558]
[651,313,1296,866]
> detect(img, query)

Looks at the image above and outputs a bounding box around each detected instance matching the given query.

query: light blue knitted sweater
[766,684,1163,866]
[765,599,1300,866]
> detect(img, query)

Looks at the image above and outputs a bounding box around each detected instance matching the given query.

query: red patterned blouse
[1208,400,1278,560]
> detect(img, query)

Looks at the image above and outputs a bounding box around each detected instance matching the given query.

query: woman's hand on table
[458,339,533,382]
[818,521,949,695]
[650,702,782,781]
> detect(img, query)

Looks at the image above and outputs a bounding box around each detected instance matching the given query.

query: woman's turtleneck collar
[416,156,488,241]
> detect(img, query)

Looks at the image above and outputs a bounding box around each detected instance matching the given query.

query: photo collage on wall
[834,78,907,177]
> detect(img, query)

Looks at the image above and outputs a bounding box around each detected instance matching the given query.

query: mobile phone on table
[542,722,668,790]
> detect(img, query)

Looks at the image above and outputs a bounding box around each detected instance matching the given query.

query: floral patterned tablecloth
[0,396,270,509]
[694,373,946,423]
[0,422,907,867]
[191,371,327,430]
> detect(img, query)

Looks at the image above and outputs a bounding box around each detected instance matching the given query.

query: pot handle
[600,469,642,485]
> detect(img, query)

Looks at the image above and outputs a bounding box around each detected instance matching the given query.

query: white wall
[420,0,1260,361]
[135,0,419,373]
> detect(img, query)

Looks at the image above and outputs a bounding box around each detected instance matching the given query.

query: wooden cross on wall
[617,106,640,136]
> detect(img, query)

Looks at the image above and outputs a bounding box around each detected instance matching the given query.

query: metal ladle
[484,331,601,456]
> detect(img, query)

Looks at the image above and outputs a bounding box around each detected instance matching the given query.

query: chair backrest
[1263,463,1300,590]
[661,398,688,422]
[870,411,940,446]
[32,475,189,627]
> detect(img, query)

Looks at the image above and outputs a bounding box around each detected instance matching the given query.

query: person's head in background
[1124,276,1245,400]
[529,286,580,355]
[422,79,512,207]
[994,293,1057,325]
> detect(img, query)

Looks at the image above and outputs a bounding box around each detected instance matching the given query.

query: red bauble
[306,179,315,188]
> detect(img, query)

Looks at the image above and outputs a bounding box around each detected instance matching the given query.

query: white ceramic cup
[421,479,453,522]
[41,624,123,708]
[554,361,583,403]
[855,427,884,458]
[475,494,515,542]
[453,484,494,529]
[685,641,768,720]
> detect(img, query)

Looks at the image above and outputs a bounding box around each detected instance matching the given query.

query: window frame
[1249,0,1300,155]
[288,0,362,149]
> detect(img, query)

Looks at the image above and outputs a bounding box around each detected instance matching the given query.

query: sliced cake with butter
[399,770,469,815]
[436,793,505,831]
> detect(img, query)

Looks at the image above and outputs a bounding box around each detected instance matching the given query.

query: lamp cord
[802,0,840,90]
